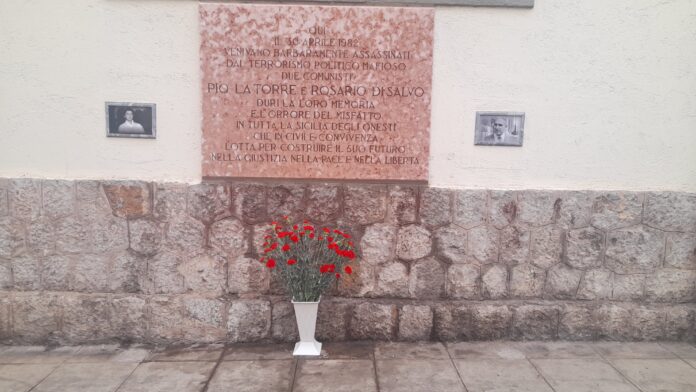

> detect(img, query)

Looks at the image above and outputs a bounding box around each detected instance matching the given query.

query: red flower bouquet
[259,217,356,302]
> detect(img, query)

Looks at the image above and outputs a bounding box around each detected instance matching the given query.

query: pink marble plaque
[200,3,434,181]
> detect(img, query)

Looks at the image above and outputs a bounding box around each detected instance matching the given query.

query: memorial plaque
[200,3,434,181]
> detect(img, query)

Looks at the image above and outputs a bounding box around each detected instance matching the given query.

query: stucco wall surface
[1,0,695,190]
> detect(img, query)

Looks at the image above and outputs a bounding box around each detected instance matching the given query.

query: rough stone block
[271,301,299,342]
[267,184,305,219]
[228,255,268,295]
[518,191,560,227]
[84,214,129,254]
[0,260,11,290]
[26,217,55,256]
[468,225,499,263]
[409,257,445,299]
[559,304,596,340]
[317,299,351,341]
[386,185,417,224]
[164,217,206,257]
[645,269,696,303]
[512,305,559,340]
[0,216,24,258]
[606,225,665,274]
[489,190,518,229]
[147,251,186,294]
[178,253,228,295]
[306,185,341,223]
[398,305,433,340]
[644,192,696,232]
[612,273,646,301]
[499,225,530,264]
[471,304,512,340]
[375,261,410,297]
[72,252,142,293]
[0,188,7,218]
[41,180,75,219]
[446,264,480,299]
[75,180,112,218]
[481,264,508,299]
[432,304,456,341]
[11,253,40,291]
[153,183,188,220]
[231,183,268,224]
[61,294,114,342]
[209,218,248,257]
[565,227,604,270]
[510,263,545,298]
[396,224,432,261]
[111,295,147,341]
[344,185,387,225]
[350,302,397,340]
[54,216,89,254]
[663,305,695,341]
[11,293,60,343]
[420,188,452,228]
[128,218,163,256]
[665,233,696,270]
[590,192,643,230]
[102,182,152,219]
[0,295,11,341]
[9,179,41,221]
[594,303,634,341]
[545,264,582,299]
[556,191,593,229]
[452,190,487,229]
[149,295,226,343]
[631,306,665,341]
[40,253,70,291]
[187,183,232,223]
[228,299,271,342]
[433,225,467,263]
[361,223,398,264]
[577,269,613,300]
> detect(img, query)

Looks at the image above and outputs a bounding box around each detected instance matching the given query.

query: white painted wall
[1,0,695,191]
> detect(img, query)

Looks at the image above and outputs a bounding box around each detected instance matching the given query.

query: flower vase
[291,299,322,356]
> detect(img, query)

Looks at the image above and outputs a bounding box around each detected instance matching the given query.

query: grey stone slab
[593,342,676,359]
[375,342,449,360]
[207,360,295,392]
[65,345,149,363]
[377,359,465,392]
[612,359,696,392]
[0,364,59,392]
[454,359,553,392]
[312,341,374,360]
[0,346,80,364]
[533,358,639,392]
[517,342,601,359]
[223,343,294,360]
[116,361,215,392]
[659,342,696,359]
[294,359,377,392]
[447,341,525,359]
[32,362,137,392]
[147,344,223,362]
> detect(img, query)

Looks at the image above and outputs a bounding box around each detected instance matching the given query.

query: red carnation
[304,225,314,231]
[335,273,341,279]
[266,258,276,268]
[293,225,299,230]
[291,235,299,243]
[327,236,334,242]
[287,258,297,265]
[309,233,315,239]
[344,265,352,274]
[282,244,291,252]
[322,227,330,233]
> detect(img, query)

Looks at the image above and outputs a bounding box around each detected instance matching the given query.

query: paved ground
[2,341,696,391]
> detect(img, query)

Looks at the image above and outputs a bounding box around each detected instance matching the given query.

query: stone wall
[0,178,695,344]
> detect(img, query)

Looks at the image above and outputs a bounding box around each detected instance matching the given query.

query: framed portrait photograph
[474,111,525,146]
[105,102,156,139]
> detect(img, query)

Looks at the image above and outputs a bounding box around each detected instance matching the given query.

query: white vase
[291,299,322,356]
